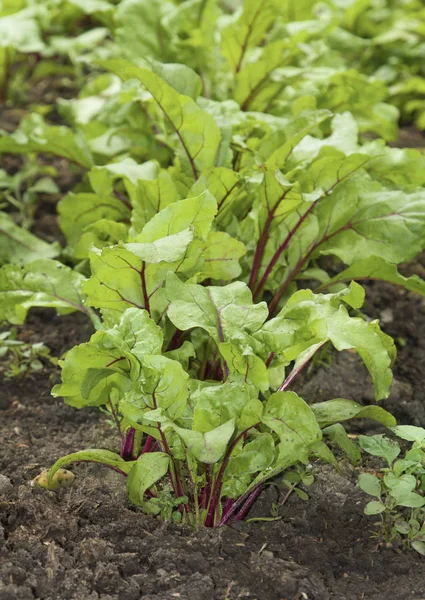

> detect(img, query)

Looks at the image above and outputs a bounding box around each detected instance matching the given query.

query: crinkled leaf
[198,231,246,281]
[257,286,395,400]
[192,380,254,433]
[52,309,162,407]
[102,60,221,177]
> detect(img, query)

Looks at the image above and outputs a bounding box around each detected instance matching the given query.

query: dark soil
[2,125,425,599]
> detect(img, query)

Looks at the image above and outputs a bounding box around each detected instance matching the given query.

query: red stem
[152,392,188,512]
[248,211,274,291]
[253,203,315,301]
[204,423,260,527]
[234,484,263,522]
[141,435,155,454]
[278,341,326,392]
[268,220,353,316]
[218,482,263,526]
[141,262,150,314]
[120,427,136,460]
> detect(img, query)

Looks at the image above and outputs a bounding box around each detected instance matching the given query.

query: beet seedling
[358,427,425,554]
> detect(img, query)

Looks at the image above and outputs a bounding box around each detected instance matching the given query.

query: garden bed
[2,268,425,600]
[3,2,425,596]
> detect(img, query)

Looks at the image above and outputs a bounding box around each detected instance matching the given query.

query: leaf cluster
[358,427,425,555]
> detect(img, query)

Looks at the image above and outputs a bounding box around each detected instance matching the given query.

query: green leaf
[164,341,196,369]
[357,473,382,499]
[126,452,170,511]
[141,355,189,420]
[125,229,194,264]
[0,8,44,52]
[257,287,395,400]
[310,441,340,471]
[226,433,275,478]
[58,193,130,250]
[219,343,270,392]
[233,39,296,111]
[52,308,162,408]
[311,184,425,267]
[364,501,386,516]
[172,418,236,464]
[359,435,400,466]
[412,541,425,556]
[392,426,425,444]
[320,256,425,297]
[82,245,147,315]
[102,60,221,178]
[167,274,268,344]
[133,191,216,244]
[0,212,59,266]
[192,380,254,433]
[48,450,134,485]
[115,0,173,62]
[150,61,203,100]
[261,391,322,465]
[384,473,425,508]
[190,167,242,223]
[0,260,87,324]
[0,114,93,168]
[73,221,130,261]
[130,170,180,235]
[221,0,277,74]
[322,424,361,465]
[197,231,246,281]
[394,520,411,535]
[312,398,396,428]
[68,0,114,14]
[84,191,218,317]
[263,110,332,169]
[90,159,159,195]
